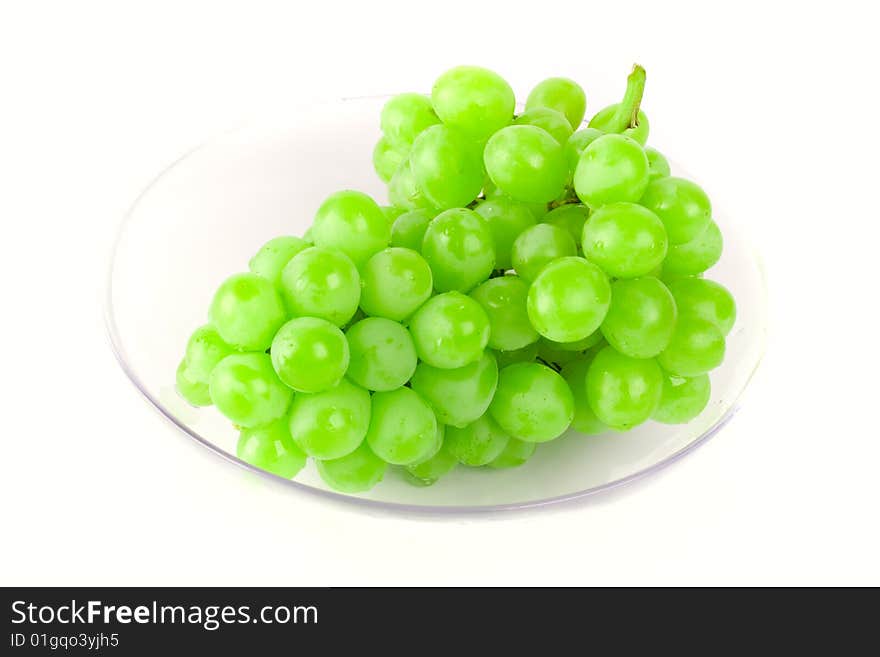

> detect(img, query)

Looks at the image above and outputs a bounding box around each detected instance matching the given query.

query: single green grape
[421,208,495,292]
[365,387,438,465]
[373,137,407,184]
[249,236,310,286]
[489,362,574,442]
[316,441,386,493]
[208,273,287,351]
[600,277,677,358]
[510,223,576,281]
[525,77,586,130]
[582,202,668,278]
[209,353,292,428]
[390,209,434,251]
[541,204,589,244]
[445,413,510,466]
[473,198,537,270]
[431,65,515,140]
[237,416,307,479]
[270,317,349,393]
[494,342,539,369]
[527,256,611,343]
[564,128,604,177]
[380,93,440,149]
[183,325,233,383]
[288,378,371,460]
[388,158,436,211]
[645,146,670,181]
[663,220,723,276]
[410,351,499,428]
[514,107,574,145]
[359,247,433,322]
[574,134,649,209]
[487,437,537,469]
[586,346,663,430]
[176,359,212,406]
[484,125,568,203]
[409,291,490,369]
[469,276,538,351]
[311,190,390,267]
[639,177,712,245]
[560,357,607,435]
[666,277,736,335]
[589,104,650,144]
[279,246,360,327]
[405,438,457,486]
[410,125,483,210]
[345,317,418,391]
[657,315,725,377]
[653,374,711,424]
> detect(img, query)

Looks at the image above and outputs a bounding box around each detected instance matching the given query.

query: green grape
[409,291,490,369]
[541,204,589,244]
[209,353,292,428]
[445,413,510,466]
[666,277,736,335]
[208,273,287,351]
[316,441,386,493]
[537,339,583,368]
[488,437,537,469]
[410,351,499,428]
[288,378,370,460]
[431,65,515,140]
[484,126,568,203]
[388,158,436,211]
[176,359,212,406]
[421,208,495,292]
[489,362,574,442]
[494,342,539,369]
[390,208,434,251]
[657,315,725,377]
[345,317,417,391]
[600,277,677,358]
[373,137,407,184]
[560,357,607,435]
[237,416,307,479]
[582,202,668,278]
[270,317,349,393]
[564,128,604,175]
[586,346,663,430]
[183,325,233,382]
[473,198,537,270]
[525,77,586,130]
[279,246,360,327]
[514,107,574,145]
[311,190,390,267]
[381,205,405,225]
[366,387,438,465]
[405,439,457,486]
[469,276,538,351]
[359,247,433,322]
[511,223,576,282]
[663,220,723,276]
[249,236,310,286]
[574,134,649,208]
[639,177,712,245]
[653,374,711,424]
[410,125,483,210]
[645,146,670,181]
[380,93,440,149]
[589,105,650,144]
[527,256,611,343]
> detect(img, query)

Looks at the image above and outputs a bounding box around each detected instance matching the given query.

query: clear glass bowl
[106,96,767,512]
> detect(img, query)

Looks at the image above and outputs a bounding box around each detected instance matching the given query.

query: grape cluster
[176,64,736,493]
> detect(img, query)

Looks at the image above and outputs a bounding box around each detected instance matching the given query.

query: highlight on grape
[175,64,736,493]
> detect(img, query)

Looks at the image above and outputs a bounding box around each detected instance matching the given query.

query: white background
[1,0,878,586]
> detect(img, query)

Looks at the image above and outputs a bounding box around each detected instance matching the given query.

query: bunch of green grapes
[174,64,735,494]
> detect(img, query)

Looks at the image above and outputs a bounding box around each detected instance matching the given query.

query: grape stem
[607,64,646,133]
